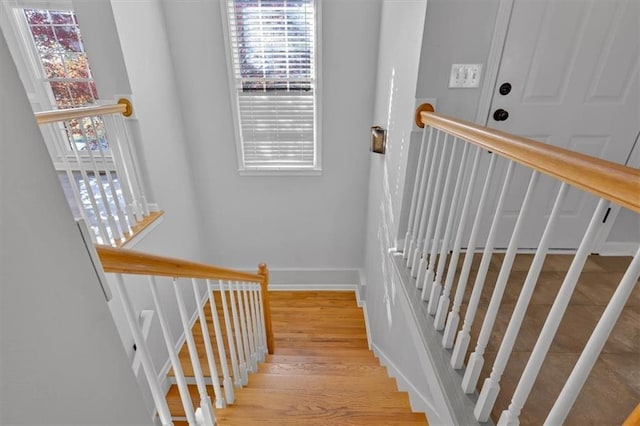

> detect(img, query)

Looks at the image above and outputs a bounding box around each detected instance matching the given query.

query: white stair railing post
[497,199,609,426]
[147,276,197,424]
[474,182,568,422]
[257,285,269,358]
[451,160,515,370]
[442,152,497,349]
[253,284,267,359]
[428,141,469,313]
[410,129,441,275]
[172,278,215,426]
[403,126,430,258]
[205,280,236,404]
[545,245,640,425]
[435,146,482,331]
[241,282,258,372]
[216,280,242,392]
[414,132,447,281]
[112,274,173,426]
[191,279,226,408]
[247,283,262,362]
[227,280,248,386]
[236,281,254,373]
[406,127,435,264]
[77,119,122,242]
[422,137,461,302]
[462,170,539,393]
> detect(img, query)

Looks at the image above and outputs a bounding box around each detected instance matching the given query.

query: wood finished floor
[170,291,428,425]
[447,253,639,425]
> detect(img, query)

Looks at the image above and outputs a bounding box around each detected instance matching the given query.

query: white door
[488,0,639,249]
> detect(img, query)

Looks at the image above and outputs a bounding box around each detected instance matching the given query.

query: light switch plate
[449,64,483,88]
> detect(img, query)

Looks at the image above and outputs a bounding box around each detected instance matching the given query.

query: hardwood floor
[452,253,639,425]
[170,291,428,425]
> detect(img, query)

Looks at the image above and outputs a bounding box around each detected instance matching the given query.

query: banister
[34,101,128,124]
[416,104,640,213]
[96,245,263,282]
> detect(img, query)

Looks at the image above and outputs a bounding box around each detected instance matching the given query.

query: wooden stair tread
[214,412,427,426]
[246,373,399,390]
[265,353,381,364]
[258,361,390,377]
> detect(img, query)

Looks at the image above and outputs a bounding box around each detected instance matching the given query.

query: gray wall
[160,0,380,278]
[0,29,153,425]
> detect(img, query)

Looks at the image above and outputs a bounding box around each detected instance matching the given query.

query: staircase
[170,291,427,425]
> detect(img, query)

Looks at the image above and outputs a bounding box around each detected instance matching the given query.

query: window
[224,0,320,173]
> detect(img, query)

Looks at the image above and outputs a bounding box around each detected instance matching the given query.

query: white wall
[0,29,153,425]
[159,0,380,282]
[362,0,457,422]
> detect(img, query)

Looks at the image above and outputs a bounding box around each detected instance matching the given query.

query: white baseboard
[597,242,640,256]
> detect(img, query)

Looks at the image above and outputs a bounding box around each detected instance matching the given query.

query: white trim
[474,0,514,125]
[121,213,164,249]
[371,342,434,422]
[267,284,357,291]
[361,301,372,351]
[597,242,640,257]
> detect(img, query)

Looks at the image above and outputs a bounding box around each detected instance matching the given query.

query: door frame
[476,0,638,254]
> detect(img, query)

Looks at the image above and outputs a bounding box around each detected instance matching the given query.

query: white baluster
[77,117,122,242]
[101,114,138,226]
[545,245,640,425]
[257,285,268,358]
[412,133,449,282]
[173,278,215,425]
[463,170,539,393]
[246,282,261,366]
[406,127,435,264]
[148,276,197,424]
[67,120,111,244]
[443,152,497,349]
[241,282,258,372]
[474,182,568,422]
[422,137,460,302]
[249,284,265,360]
[227,280,248,386]
[428,142,469,314]
[214,280,242,392]
[114,113,149,218]
[191,279,226,408]
[497,199,608,426]
[236,281,254,373]
[96,116,131,236]
[411,130,443,280]
[112,274,172,426]
[435,146,482,331]
[403,126,430,258]
[452,160,515,369]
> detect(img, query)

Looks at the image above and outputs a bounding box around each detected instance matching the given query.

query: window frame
[220,0,322,176]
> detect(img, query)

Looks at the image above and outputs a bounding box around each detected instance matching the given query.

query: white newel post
[462,170,539,393]
[545,245,640,425]
[497,199,608,426]
[148,276,196,424]
[474,183,568,422]
[443,152,497,349]
[435,146,482,331]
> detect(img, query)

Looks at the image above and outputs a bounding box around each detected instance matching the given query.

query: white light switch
[449,64,483,88]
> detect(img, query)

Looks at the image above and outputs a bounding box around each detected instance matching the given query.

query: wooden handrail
[96,245,263,282]
[35,101,128,125]
[417,104,640,213]
[96,245,274,353]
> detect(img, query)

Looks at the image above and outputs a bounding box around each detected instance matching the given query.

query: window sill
[238,169,322,177]
[116,210,165,248]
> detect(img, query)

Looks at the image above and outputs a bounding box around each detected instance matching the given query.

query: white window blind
[225,0,318,171]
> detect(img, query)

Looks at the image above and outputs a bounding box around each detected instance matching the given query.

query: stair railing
[96,245,274,426]
[402,104,640,425]
[35,100,160,246]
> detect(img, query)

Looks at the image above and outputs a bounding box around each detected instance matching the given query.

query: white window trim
[220,0,323,176]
